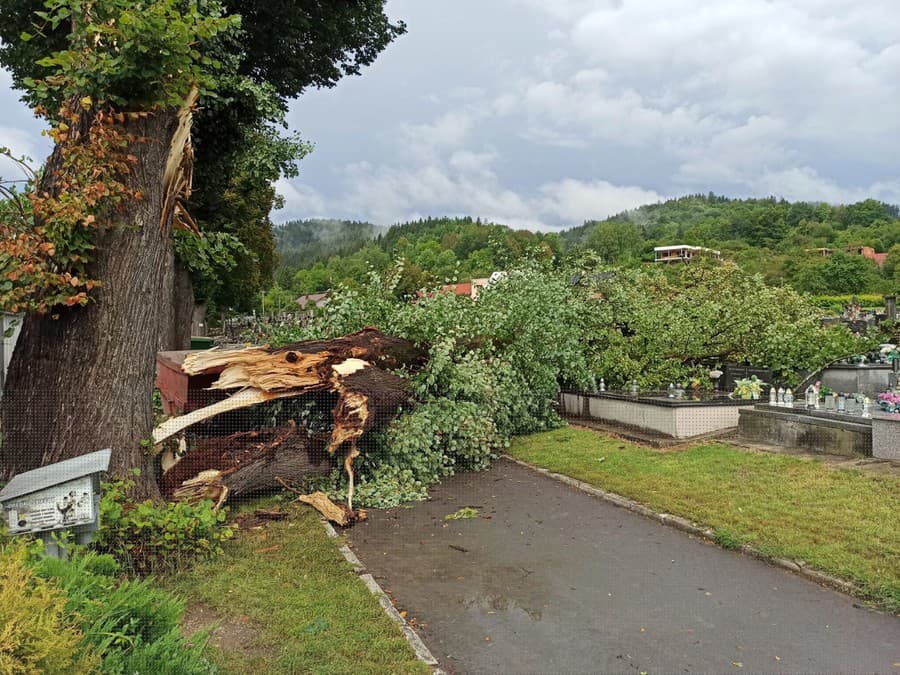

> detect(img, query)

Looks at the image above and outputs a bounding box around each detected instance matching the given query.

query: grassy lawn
[509,427,900,610]
[166,497,428,674]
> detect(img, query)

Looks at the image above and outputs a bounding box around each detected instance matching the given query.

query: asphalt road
[346,458,899,674]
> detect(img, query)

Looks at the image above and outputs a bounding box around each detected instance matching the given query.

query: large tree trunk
[0,110,181,499]
[167,260,194,351]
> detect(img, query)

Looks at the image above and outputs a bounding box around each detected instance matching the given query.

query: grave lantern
[0,448,112,558]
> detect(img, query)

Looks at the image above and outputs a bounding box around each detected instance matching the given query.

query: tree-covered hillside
[564,194,900,292]
[273,219,384,285]
[270,195,900,309]
[270,216,561,306]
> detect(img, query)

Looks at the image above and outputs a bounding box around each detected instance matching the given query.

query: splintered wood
[154,328,426,517]
[297,491,367,527]
[159,422,332,502]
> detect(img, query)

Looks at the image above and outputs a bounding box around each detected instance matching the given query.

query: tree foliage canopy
[0,0,406,314]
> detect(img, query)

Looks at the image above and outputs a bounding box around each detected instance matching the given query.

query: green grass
[165,497,428,674]
[509,427,900,610]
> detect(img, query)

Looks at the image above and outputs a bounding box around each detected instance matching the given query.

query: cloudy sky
[3,0,900,230]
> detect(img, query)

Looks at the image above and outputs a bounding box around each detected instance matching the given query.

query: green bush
[0,542,100,674]
[93,476,233,576]
[32,551,215,674]
[809,293,884,313]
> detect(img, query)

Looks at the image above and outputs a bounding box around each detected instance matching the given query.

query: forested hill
[270,196,900,304]
[559,194,900,292]
[562,194,899,250]
[273,219,384,284]
[272,216,560,296]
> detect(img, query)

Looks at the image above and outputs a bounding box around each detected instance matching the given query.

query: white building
[653,245,721,264]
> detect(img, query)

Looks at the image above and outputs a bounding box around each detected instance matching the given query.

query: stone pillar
[872,417,900,460]
[884,295,896,322]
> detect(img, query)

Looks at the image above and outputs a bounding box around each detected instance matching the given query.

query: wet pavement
[345,458,899,674]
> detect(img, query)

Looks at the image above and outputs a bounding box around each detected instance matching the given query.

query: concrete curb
[321,518,443,671]
[502,455,870,605]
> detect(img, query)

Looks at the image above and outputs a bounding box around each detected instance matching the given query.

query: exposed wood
[329,367,412,453]
[222,434,331,499]
[160,423,333,502]
[152,329,424,514]
[171,470,229,509]
[297,490,367,527]
[162,86,199,234]
[152,388,300,446]
[181,327,427,390]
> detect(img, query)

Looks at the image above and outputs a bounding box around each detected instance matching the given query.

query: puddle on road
[462,564,546,622]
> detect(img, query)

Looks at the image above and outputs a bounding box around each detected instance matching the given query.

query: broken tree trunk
[157,327,424,510]
[160,423,333,502]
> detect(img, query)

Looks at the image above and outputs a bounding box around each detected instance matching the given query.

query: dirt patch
[232,508,289,530]
[181,601,277,660]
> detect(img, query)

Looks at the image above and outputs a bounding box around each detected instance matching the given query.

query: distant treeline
[273,216,561,298]
[269,196,900,308]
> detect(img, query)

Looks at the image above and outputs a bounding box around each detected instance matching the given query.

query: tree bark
[159,424,333,501]
[0,110,181,499]
[168,260,194,351]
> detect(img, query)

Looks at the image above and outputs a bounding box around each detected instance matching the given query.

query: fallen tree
[154,328,426,514]
[159,422,333,504]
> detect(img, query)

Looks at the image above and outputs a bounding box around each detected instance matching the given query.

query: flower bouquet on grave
[877,391,900,413]
[732,375,766,400]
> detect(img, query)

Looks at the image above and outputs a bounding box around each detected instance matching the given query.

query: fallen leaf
[254,545,280,554]
[445,506,479,520]
[732,662,743,668]
[640,627,646,633]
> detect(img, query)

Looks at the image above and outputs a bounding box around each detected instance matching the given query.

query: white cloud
[7,2,896,230]
[538,179,664,223]
[273,178,327,220]
[750,167,900,205]
[280,146,664,230]
[502,0,900,198]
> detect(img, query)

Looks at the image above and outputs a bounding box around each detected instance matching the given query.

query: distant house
[296,292,330,310]
[653,245,721,263]
[852,246,888,267]
[437,272,506,300]
[806,245,888,267]
[295,292,329,324]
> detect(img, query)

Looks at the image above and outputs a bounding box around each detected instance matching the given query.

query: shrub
[32,551,215,674]
[93,476,233,576]
[0,542,100,674]
[808,293,884,314]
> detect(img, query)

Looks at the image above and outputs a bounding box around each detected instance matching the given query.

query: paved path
[346,459,899,674]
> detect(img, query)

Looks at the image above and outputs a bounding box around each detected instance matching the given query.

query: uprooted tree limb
[152,328,427,520]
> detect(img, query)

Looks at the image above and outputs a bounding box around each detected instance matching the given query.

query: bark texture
[159,423,333,500]
[0,110,182,499]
